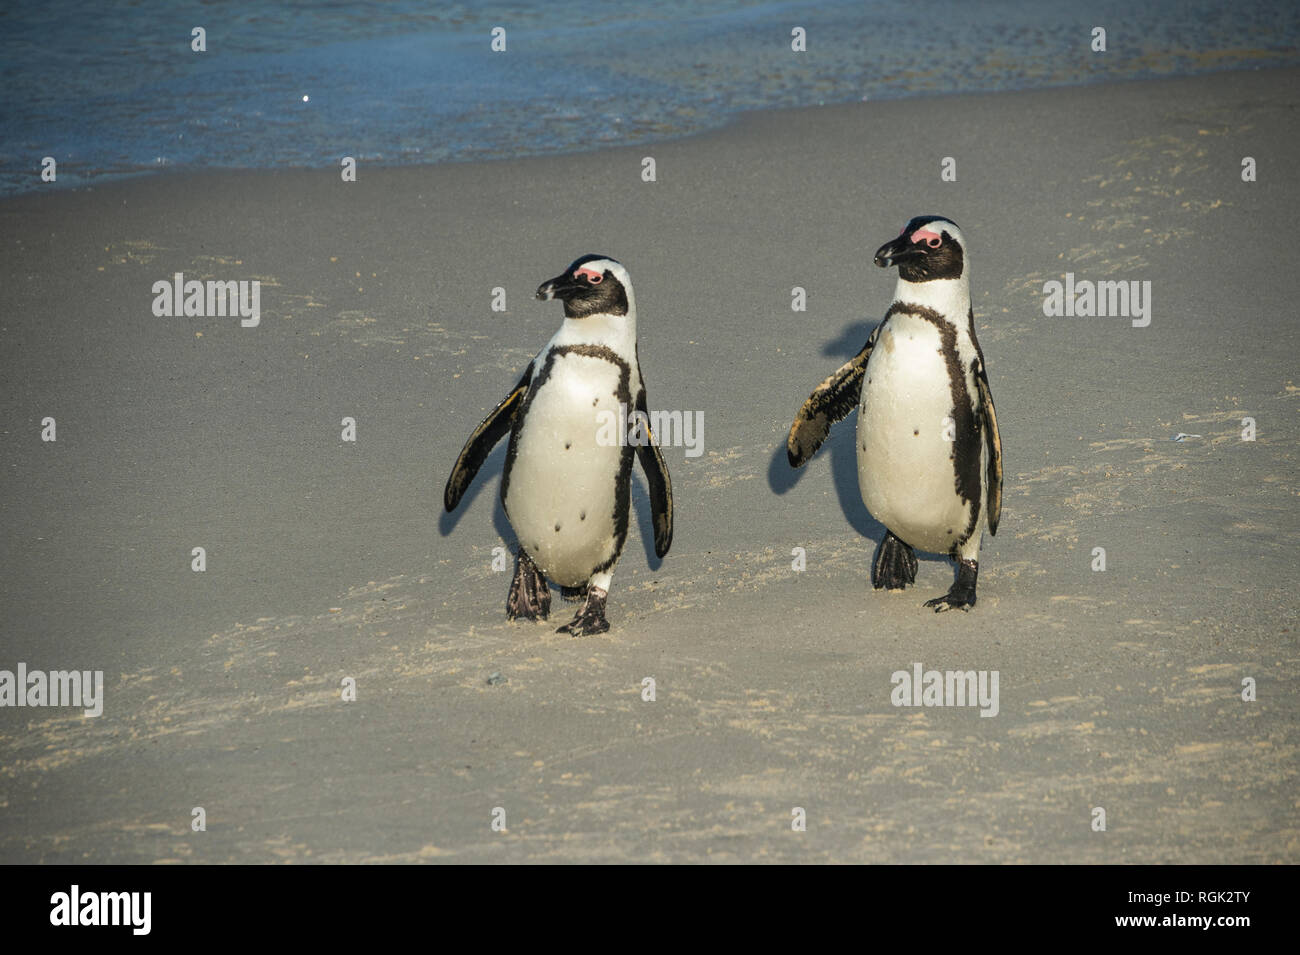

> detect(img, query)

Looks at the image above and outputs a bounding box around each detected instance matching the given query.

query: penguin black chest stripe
[501,343,633,501]
[523,344,632,407]
[882,301,983,550]
[551,345,637,577]
[501,343,636,580]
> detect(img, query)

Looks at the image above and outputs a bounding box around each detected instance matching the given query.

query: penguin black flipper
[444,363,533,512]
[787,328,878,468]
[634,388,674,558]
[975,358,1003,536]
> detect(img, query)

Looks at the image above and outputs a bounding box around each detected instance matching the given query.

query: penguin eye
[574,267,603,285]
[927,237,941,249]
[588,273,603,285]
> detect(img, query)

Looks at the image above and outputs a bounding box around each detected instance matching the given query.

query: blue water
[1,0,1297,195]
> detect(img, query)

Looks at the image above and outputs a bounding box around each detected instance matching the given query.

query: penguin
[444,254,673,635]
[787,216,1002,611]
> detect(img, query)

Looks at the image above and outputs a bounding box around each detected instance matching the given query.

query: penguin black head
[873,216,966,283]
[536,254,631,318]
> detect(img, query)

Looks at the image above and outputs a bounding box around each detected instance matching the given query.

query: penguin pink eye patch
[910,228,943,248]
[574,267,603,284]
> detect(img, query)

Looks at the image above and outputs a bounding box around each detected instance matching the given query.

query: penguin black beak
[536,273,584,301]
[873,236,924,269]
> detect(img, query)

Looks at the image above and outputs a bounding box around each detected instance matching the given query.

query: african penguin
[787,216,1003,611]
[444,254,673,635]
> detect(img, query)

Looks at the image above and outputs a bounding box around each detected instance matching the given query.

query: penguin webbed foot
[924,559,979,613]
[557,586,610,637]
[507,550,551,621]
[872,532,918,590]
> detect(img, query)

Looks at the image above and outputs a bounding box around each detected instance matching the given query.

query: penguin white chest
[505,350,629,587]
[857,316,973,554]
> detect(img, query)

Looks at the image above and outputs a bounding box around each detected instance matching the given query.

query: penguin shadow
[437,442,509,539]
[766,318,885,542]
[629,470,666,571]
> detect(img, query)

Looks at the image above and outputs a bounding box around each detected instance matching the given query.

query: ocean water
[1,0,1297,195]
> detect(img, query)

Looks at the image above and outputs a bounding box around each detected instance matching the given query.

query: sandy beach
[1,66,1297,863]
